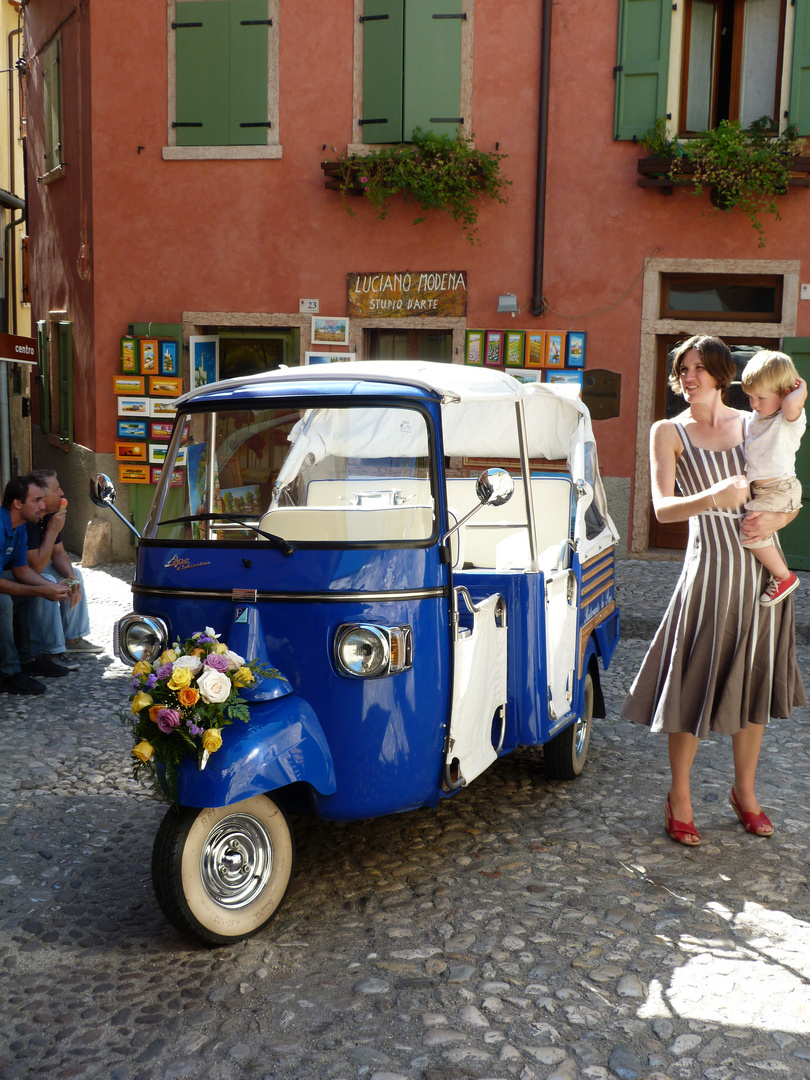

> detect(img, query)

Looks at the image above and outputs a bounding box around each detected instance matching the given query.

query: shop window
[165,0,280,159]
[614,0,810,139]
[660,273,783,321]
[41,35,63,179]
[359,0,471,144]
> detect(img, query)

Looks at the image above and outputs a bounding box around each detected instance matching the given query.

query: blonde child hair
[740,350,799,395]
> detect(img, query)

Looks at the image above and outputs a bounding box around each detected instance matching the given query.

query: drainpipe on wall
[531,0,552,317]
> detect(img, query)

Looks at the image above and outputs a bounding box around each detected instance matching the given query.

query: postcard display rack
[464,328,586,391]
[114,335,184,487]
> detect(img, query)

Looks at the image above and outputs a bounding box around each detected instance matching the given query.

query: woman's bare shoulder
[650,416,685,448]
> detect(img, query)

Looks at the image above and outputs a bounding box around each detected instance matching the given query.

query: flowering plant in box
[126,626,275,796]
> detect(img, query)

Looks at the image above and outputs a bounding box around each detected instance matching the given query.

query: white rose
[173,654,203,675]
[197,667,232,704]
[204,626,221,640]
[222,649,246,671]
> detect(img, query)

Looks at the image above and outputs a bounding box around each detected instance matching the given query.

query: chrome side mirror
[89,473,141,538]
[476,467,514,508]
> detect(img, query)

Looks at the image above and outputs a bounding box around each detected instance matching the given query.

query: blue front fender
[175,694,336,808]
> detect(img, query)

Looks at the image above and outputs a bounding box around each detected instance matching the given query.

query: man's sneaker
[761,572,799,606]
[65,638,103,654]
[44,652,80,672]
[2,672,47,695]
[21,656,73,678]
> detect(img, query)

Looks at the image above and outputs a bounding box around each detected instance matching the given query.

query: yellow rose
[214,643,229,655]
[132,660,153,678]
[159,649,178,664]
[131,691,153,714]
[201,728,223,753]
[232,666,254,688]
[132,740,154,763]
[167,666,193,690]
[177,687,200,708]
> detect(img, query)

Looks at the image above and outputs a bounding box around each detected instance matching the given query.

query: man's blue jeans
[0,575,36,677]
[29,565,91,655]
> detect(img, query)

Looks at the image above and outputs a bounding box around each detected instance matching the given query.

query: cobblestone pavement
[1,556,809,1080]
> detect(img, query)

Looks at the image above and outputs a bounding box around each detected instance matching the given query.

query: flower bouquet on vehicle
[126,627,274,798]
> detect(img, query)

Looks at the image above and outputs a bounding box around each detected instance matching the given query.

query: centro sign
[0,333,38,366]
[348,271,467,318]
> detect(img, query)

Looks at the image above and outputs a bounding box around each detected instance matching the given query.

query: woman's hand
[710,475,749,510]
[741,508,799,544]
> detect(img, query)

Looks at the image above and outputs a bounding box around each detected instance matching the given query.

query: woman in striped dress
[622,336,806,845]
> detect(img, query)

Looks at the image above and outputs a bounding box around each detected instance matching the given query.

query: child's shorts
[742,476,803,548]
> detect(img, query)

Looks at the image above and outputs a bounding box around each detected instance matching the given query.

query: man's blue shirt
[0,506,28,571]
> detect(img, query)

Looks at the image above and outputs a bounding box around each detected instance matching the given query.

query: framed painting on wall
[525,332,546,368]
[190,335,219,388]
[113,375,145,396]
[464,330,484,365]
[150,398,178,418]
[504,331,525,367]
[117,419,148,440]
[118,396,149,417]
[115,441,147,462]
[311,316,349,346]
[303,352,355,365]
[485,330,503,367]
[545,369,583,392]
[149,420,173,442]
[509,369,541,384]
[566,331,586,368]
[139,338,159,374]
[118,463,150,484]
[148,375,182,397]
[120,337,138,374]
[159,339,180,375]
[545,332,566,369]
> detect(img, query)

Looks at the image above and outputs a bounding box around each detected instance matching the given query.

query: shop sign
[348,271,467,318]
[0,332,37,365]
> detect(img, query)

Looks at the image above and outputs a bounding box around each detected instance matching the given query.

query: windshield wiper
[157,513,294,554]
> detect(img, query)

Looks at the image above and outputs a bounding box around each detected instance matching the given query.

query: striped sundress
[622,420,806,736]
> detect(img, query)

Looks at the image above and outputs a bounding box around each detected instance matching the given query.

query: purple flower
[156,708,181,734]
[131,676,140,689]
[145,674,158,689]
[156,663,174,681]
[205,653,230,672]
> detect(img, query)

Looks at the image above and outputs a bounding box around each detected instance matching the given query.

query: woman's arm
[649,420,748,523]
[740,508,799,543]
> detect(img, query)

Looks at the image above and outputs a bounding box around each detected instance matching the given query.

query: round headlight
[335,624,389,678]
[115,614,169,666]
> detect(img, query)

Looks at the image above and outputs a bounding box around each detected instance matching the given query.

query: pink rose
[156,708,181,733]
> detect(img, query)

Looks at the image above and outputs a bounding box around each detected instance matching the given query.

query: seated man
[26,469,101,661]
[1,475,72,695]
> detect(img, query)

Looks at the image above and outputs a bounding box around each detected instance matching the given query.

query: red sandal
[665,796,700,846]
[730,788,773,837]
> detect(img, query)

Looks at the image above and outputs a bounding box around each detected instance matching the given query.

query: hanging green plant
[322,129,510,243]
[640,117,806,245]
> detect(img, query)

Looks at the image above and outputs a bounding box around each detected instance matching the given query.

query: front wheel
[544,672,594,781]
[152,794,294,946]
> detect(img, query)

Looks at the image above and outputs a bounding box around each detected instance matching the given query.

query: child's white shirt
[744,408,806,482]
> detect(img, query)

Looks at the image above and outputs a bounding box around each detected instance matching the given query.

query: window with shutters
[36,315,73,447]
[41,35,64,181]
[615,0,810,140]
[164,0,280,161]
[352,0,473,148]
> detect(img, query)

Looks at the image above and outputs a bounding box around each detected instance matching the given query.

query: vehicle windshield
[145,404,435,544]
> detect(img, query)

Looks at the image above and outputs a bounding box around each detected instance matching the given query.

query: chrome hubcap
[200,814,273,909]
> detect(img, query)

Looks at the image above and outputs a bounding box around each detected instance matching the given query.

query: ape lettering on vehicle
[93,360,621,946]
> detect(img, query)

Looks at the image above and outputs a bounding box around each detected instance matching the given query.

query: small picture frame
[159,339,179,376]
[150,465,184,486]
[545,368,583,391]
[303,351,355,365]
[311,316,349,346]
[509,368,542,384]
[139,338,159,373]
[118,463,150,484]
[114,375,145,396]
[504,331,525,367]
[545,332,566,369]
[115,441,147,462]
[149,420,173,442]
[117,419,148,440]
[525,332,546,368]
[150,398,178,417]
[148,375,182,397]
[465,329,484,366]
[149,444,168,465]
[485,330,504,367]
[120,336,139,374]
[190,335,219,388]
[118,396,149,416]
[566,331,586,368]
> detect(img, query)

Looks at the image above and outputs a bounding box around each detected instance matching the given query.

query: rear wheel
[544,672,593,781]
[152,794,294,946]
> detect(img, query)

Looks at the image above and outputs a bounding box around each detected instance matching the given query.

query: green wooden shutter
[777,336,810,570]
[175,1,230,146]
[613,0,671,141]
[42,36,62,172]
[789,0,810,136]
[230,0,271,145]
[57,321,73,445]
[362,0,404,143]
[403,0,463,139]
[36,320,50,435]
